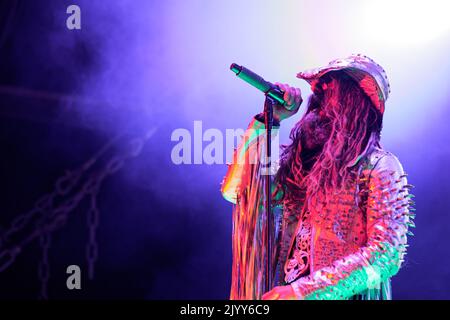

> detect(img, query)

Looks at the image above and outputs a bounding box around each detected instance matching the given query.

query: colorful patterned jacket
[221,118,414,300]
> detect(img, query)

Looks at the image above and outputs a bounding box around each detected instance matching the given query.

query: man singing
[221,54,415,300]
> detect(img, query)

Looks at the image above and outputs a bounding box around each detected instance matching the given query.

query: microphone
[230,63,286,106]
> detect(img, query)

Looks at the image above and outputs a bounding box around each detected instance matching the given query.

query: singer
[221,54,415,300]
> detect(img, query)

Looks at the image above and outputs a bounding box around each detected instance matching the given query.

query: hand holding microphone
[272,82,302,123]
[230,63,303,123]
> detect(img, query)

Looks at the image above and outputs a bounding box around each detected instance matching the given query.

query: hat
[297,54,390,114]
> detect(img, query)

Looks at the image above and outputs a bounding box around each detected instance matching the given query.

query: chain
[83,128,155,280]
[0,127,157,299]
[38,232,51,300]
[0,132,125,253]
[86,179,100,280]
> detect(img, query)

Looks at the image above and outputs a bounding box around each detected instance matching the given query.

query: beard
[299,95,331,152]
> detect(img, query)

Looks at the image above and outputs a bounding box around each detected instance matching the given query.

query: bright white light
[361,0,450,46]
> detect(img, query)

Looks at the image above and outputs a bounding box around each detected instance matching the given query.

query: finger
[284,84,293,104]
[288,88,301,110]
[275,82,285,91]
[269,293,280,300]
[289,87,297,105]
[296,87,302,98]
[275,83,288,103]
[278,83,289,102]
[262,293,276,300]
[285,87,295,108]
[294,88,302,105]
[262,292,273,300]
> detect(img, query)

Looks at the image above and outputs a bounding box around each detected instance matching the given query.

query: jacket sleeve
[290,153,415,300]
[221,117,281,299]
[220,117,279,204]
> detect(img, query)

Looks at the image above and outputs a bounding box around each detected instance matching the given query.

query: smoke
[3,0,450,298]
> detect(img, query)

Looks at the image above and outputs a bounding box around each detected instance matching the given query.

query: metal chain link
[86,180,100,280]
[38,232,51,300]
[0,127,157,299]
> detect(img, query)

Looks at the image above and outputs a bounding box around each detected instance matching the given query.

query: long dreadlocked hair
[274,71,383,212]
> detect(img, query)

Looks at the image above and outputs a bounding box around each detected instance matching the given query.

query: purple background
[0,0,449,299]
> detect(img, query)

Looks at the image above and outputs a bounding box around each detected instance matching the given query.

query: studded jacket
[221,118,414,300]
